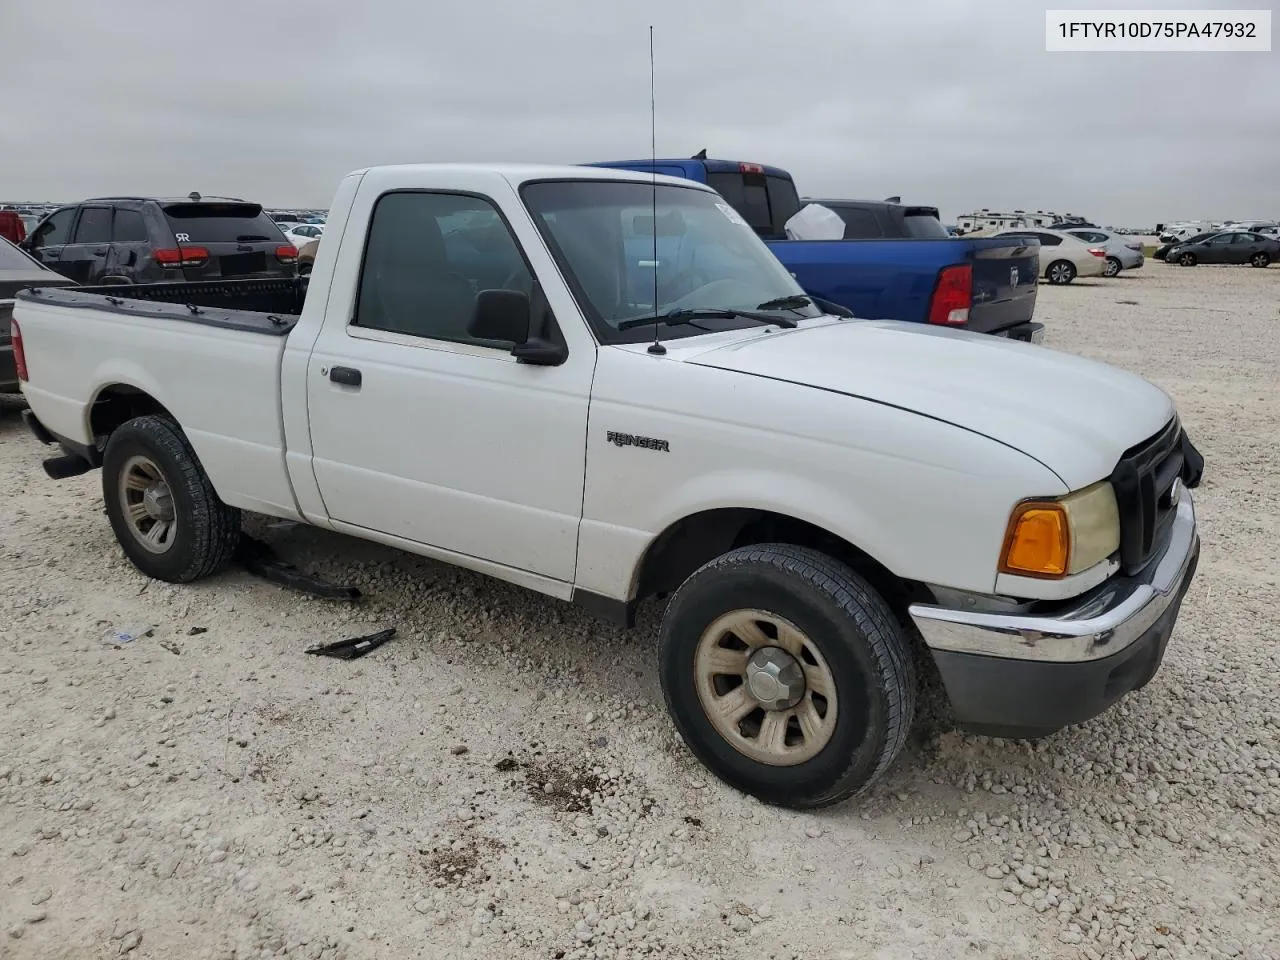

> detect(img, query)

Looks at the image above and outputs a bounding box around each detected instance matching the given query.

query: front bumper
[908,491,1199,737]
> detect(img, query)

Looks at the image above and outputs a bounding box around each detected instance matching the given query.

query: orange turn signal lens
[999,503,1070,577]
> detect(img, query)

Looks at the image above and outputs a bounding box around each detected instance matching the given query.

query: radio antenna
[646,25,666,356]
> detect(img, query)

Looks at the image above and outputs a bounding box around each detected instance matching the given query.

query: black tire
[658,544,917,809]
[1104,256,1122,278]
[1046,260,1076,285]
[101,415,241,583]
[1178,253,1197,266]
[1250,252,1271,268]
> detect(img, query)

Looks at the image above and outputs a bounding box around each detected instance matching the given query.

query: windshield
[521,179,825,344]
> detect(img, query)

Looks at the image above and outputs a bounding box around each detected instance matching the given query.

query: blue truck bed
[586,158,1041,339]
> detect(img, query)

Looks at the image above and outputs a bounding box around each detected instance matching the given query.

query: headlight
[998,481,1120,579]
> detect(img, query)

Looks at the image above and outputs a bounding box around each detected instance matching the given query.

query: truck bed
[14,278,301,518]
[17,277,307,335]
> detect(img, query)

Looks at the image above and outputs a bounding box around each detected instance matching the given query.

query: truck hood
[681,319,1174,490]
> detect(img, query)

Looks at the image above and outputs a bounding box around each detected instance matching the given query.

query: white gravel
[2,262,1278,960]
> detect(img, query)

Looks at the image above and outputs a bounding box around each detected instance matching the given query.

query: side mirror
[469,289,530,344]
[469,289,568,366]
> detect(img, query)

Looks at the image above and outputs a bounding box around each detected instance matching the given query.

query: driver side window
[32,207,76,247]
[353,191,534,347]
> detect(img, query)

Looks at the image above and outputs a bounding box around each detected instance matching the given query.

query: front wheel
[658,544,917,809]
[1178,253,1197,266]
[1251,252,1271,268]
[1046,260,1076,285]
[1104,256,1122,278]
[102,416,242,583]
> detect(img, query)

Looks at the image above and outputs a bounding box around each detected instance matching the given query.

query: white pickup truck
[13,163,1203,809]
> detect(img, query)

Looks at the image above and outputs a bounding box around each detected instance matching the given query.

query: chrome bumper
[909,491,1198,664]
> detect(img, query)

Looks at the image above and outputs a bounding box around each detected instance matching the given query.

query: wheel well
[635,508,934,620]
[89,385,174,446]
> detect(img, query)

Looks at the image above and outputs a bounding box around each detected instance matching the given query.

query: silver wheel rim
[119,455,177,554]
[1105,259,1120,276]
[1253,254,1267,266]
[1050,263,1071,283]
[694,609,838,766]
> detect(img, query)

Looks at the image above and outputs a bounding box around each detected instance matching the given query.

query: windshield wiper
[756,294,813,310]
[617,307,797,332]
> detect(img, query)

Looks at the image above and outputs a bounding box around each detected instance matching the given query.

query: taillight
[738,162,764,174]
[154,246,210,266]
[275,245,298,264]
[12,318,28,382]
[927,264,972,326]
[1087,247,1106,257]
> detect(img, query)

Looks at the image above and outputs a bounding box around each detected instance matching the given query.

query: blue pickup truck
[586,158,1042,341]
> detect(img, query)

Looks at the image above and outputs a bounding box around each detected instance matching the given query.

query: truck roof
[586,158,794,180]
[350,162,716,191]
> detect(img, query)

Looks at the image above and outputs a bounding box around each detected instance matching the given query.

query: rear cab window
[705,168,801,239]
[899,207,949,239]
[161,203,287,243]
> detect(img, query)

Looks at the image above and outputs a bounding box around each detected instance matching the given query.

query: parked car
[296,238,320,276]
[1064,228,1145,277]
[1,237,75,402]
[1154,231,1215,261]
[1220,220,1279,237]
[284,223,324,247]
[1159,222,1218,244]
[1168,231,1279,267]
[992,229,1107,284]
[587,158,1042,341]
[21,197,298,285]
[0,211,27,245]
[14,162,1203,809]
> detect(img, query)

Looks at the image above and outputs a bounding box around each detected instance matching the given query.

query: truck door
[305,183,595,584]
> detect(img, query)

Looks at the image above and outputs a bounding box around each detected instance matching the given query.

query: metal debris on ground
[235,534,362,600]
[304,627,395,661]
[102,624,154,646]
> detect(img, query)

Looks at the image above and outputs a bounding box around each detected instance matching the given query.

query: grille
[1109,416,1185,575]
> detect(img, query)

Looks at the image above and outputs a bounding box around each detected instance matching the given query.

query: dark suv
[22,196,298,285]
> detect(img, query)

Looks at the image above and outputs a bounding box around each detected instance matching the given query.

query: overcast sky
[1,0,1275,225]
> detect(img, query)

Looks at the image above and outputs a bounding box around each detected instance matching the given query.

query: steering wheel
[661,267,711,301]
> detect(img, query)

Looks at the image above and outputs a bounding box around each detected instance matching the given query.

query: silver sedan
[1066,228,1145,277]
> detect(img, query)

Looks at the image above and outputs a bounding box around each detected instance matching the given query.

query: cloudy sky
[2,0,1274,226]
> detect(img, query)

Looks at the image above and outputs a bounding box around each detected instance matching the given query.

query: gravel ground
[2,262,1278,960]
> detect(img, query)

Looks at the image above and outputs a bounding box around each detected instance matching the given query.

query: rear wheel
[1250,252,1271,268]
[1178,253,1197,266]
[1104,256,1122,277]
[102,416,241,582]
[1046,260,1076,285]
[658,544,916,809]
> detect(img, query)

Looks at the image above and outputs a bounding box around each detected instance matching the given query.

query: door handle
[93,248,108,256]
[329,366,362,387]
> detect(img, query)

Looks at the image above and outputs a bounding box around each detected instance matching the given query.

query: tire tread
[103,416,241,582]
[662,543,917,809]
